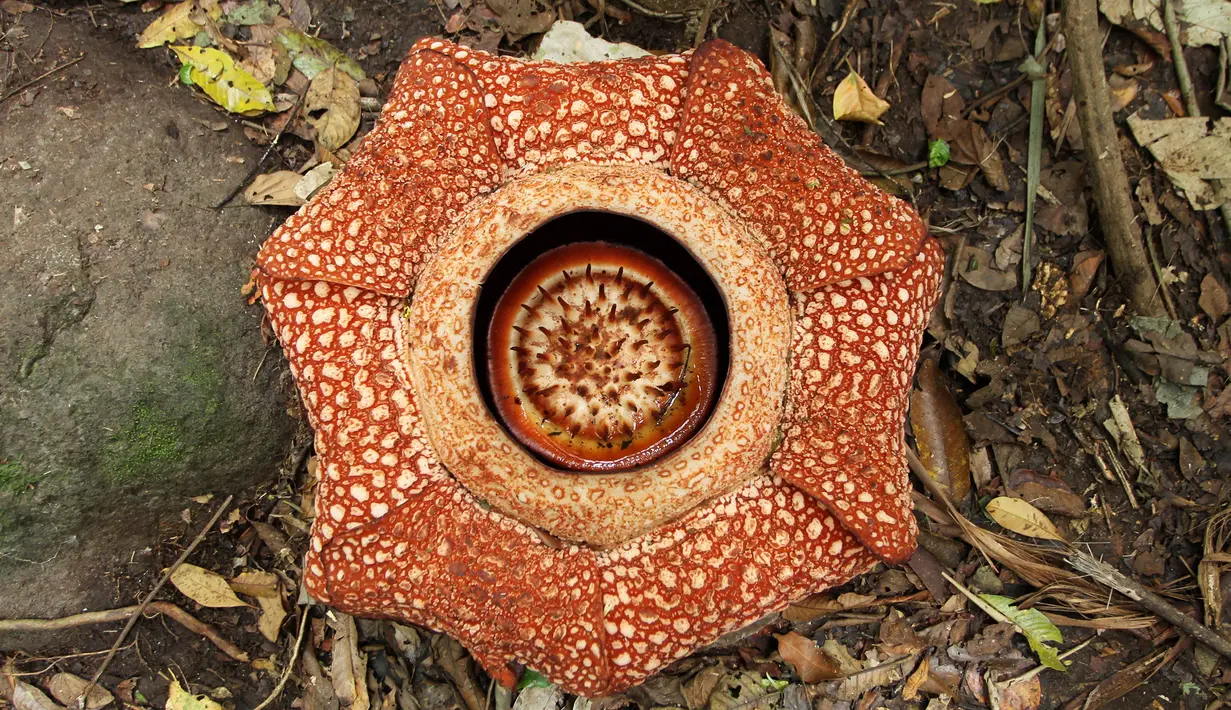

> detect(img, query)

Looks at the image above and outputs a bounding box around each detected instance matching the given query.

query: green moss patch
[101,403,187,482]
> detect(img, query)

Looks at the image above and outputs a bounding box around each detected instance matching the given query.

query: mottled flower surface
[253,36,943,696]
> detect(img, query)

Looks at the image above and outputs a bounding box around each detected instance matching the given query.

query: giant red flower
[254,36,943,695]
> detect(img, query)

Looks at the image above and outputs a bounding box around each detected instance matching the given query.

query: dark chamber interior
[472,210,732,470]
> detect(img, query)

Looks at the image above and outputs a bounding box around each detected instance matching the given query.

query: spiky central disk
[488,242,717,472]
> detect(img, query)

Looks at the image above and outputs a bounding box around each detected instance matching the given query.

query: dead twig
[1062,0,1166,317]
[0,601,247,662]
[1069,551,1231,662]
[693,0,717,48]
[1021,19,1045,294]
[812,0,863,87]
[77,495,234,709]
[252,608,310,710]
[0,52,84,104]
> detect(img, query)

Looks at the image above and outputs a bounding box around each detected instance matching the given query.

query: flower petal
[321,479,610,694]
[419,38,690,173]
[256,275,448,594]
[596,475,877,690]
[256,48,503,295]
[770,238,944,563]
[673,40,926,291]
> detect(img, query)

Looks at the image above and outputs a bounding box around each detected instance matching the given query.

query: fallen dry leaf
[1200,273,1230,322]
[775,632,841,682]
[166,680,223,710]
[232,570,287,642]
[986,496,1065,541]
[910,358,972,502]
[306,67,360,152]
[833,70,890,124]
[330,613,370,710]
[169,563,248,608]
[958,246,1017,291]
[10,682,63,710]
[46,673,112,709]
[1069,249,1105,300]
[245,171,305,206]
[1108,74,1139,112]
[1127,113,1231,210]
[486,0,556,37]
[1101,0,1231,47]
[996,675,1042,710]
[136,0,200,48]
[901,655,930,701]
[1001,306,1040,350]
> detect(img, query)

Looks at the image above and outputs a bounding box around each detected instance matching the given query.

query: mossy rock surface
[0,23,291,617]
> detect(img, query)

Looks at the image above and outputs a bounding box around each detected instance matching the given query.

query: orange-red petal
[256,48,503,295]
[673,40,926,291]
[596,476,878,689]
[321,478,610,693]
[770,238,944,563]
[417,38,690,173]
[256,275,448,598]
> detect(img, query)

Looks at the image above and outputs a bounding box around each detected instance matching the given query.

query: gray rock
[0,18,291,617]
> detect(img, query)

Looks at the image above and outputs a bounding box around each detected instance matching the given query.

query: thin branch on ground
[1062,0,1166,317]
[252,608,310,710]
[1069,550,1231,661]
[0,52,84,104]
[1021,18,1046,294]
[76,495,234,709]
[0,602,247,662]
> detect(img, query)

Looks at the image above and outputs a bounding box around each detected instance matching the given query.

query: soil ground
[2,0,1230,709]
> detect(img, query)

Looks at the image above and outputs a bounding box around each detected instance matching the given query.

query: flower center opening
[478,212,726,473]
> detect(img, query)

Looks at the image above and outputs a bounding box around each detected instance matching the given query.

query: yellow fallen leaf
[985,496,1065,541]
[137,1,201,48]
[306,67,360,151]
[169,563,249,608]
[170,46,275,115]
[833,70,890,125]
[166,680,224,710]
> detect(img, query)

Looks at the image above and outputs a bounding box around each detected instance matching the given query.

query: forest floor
[2,0,1231,709]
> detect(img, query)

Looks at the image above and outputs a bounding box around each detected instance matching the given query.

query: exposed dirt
[3,1,1231,709]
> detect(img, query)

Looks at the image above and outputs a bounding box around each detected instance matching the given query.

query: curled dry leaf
[306,68,361,152]
[985,496,1065,541]
[231,570,287,642]
[10,682,63,710]
[900,655,930,701]
[245,171,305,206]
[775,631,841,682]
[330,613,370,710]
[1127,113,1231,211]
[46,673,112,710]
[910,358,972,502]
[833,70,890,124]
[169,563,248,608]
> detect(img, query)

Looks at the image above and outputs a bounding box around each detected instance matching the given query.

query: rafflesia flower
[253,35,943,696]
